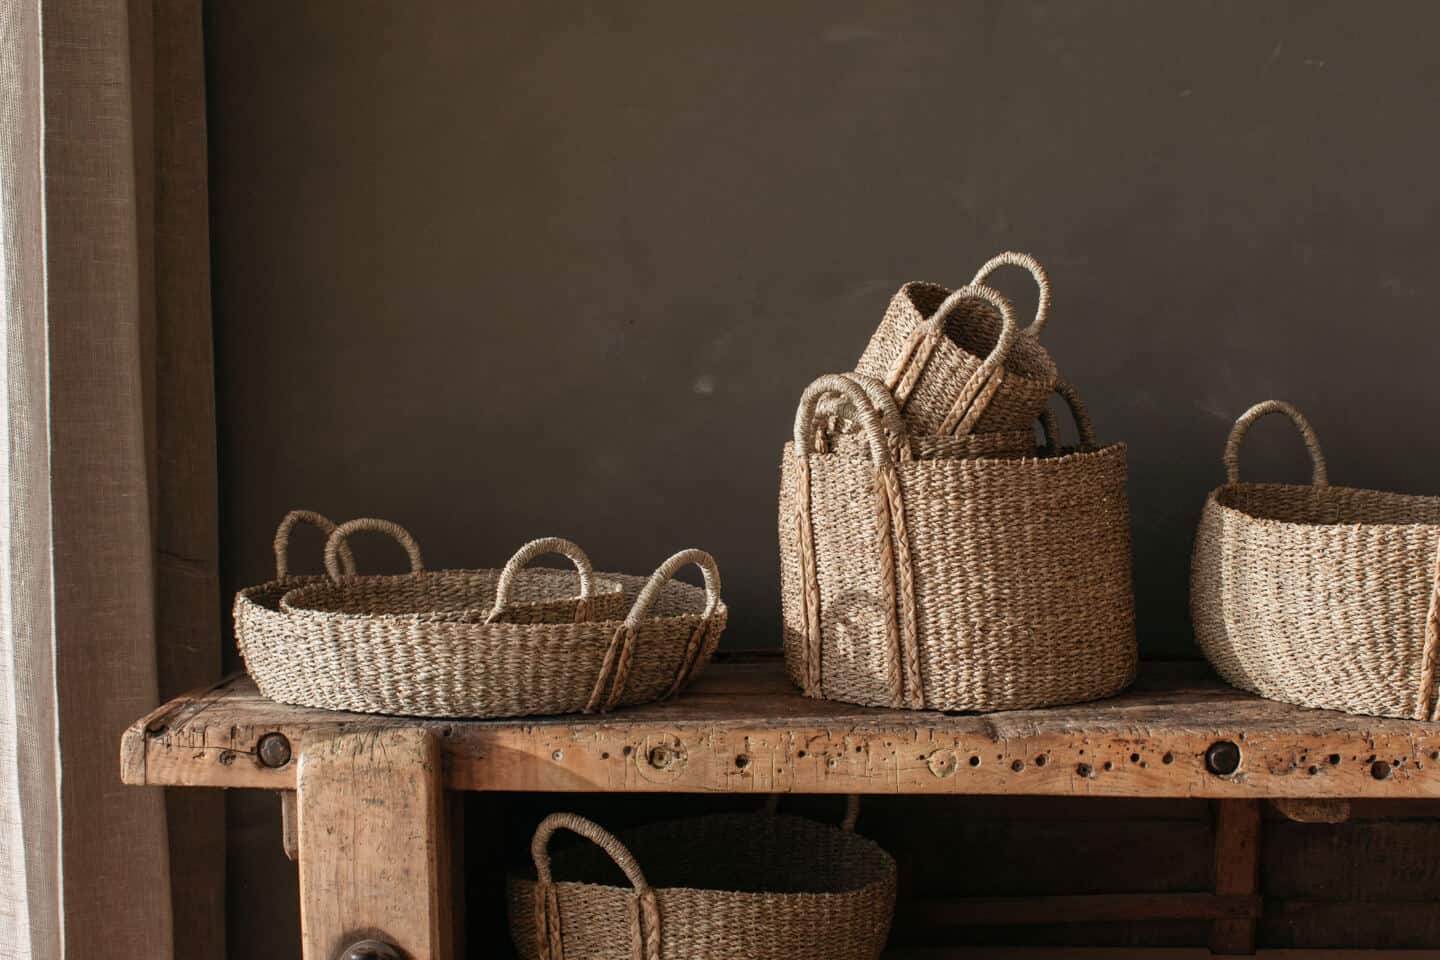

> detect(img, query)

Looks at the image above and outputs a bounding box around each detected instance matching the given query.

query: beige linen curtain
[0,1,221,957]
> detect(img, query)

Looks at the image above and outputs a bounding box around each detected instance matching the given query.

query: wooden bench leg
[1210,799,1261,955]
[297,728,453,960]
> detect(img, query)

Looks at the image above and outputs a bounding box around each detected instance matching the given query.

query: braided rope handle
[486,537,598,625]
[1223,401,1329,488]
[1037,379,1100,454]
[273,510,356,579]
[793,374,897,467]
[932,284,1022,437]
[1417,538,1440,721]
[970,250,1051,336]
[815,372,913,462]
[531,813,660,960]
[762,794,861,831]
[322,517,425,580]
[586,549,723,713]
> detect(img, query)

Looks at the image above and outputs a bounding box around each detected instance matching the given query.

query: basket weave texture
[779,372,1136,711]
[854,252,1058,436]
[507,804,895,960]
[1191,401,1440,720]
[236,513,726,718]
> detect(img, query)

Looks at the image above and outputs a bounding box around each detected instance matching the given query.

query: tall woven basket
[779,372,1136,711]
[237,517,727,718]
[854,251,1058,437]
[1191,400,1440,720]
[507,800,896,960]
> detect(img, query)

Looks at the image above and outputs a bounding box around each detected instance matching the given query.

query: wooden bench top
[121,653,1440,798]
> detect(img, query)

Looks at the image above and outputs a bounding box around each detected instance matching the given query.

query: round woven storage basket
[507,800,895,960]
[854,251,1058,436]
[1191,400,1440,720]
[278,521,628,624]
[238,524,726,718]
[779,372,1136,711]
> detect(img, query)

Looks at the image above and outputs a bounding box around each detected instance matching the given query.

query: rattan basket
[1191,400,1440,720]
[854,251,1058,437]
[237,520,726,718]
[278,521,628,624]
[779,372,1136,711]
[507,800,895,960]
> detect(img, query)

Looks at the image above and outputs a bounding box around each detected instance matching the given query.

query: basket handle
[1223,401,1329,488]
[1037,379,1099,454]
[485,537,598,625]
[530,813,660,960]
[762,794,861,832]
[811,372,911,462]
[793,373,897,467]
[929,284,1022,437]
[322,517,425,579]
[624,549,722,628]
[274,510,356,579]
[586,549,723,713]
[970,251,1052,335]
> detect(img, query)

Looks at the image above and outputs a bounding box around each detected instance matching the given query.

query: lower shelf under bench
[121,653,1440,958]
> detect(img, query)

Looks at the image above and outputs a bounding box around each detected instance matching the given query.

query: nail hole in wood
[1371,761,1392,780]
[1162,752,1174,764]
[735,754,751,769]
[1328,754,1341,765]
[1076,763,1093,777]
[1034,755,1047,767]
[968,755,981,767]
[1129,753,1140,763]
[1011,759,1025,772]
[1103,761,1113,771]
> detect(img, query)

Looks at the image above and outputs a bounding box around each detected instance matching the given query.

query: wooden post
[297,728,453,960]
[1210,799,1262,955]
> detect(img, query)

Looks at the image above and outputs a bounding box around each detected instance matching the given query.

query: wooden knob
[339,940,403,960]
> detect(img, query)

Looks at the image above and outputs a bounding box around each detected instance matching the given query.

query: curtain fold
[0,1,221,958]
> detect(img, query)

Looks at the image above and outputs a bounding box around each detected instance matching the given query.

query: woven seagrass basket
[779,372,1136,711]
[237,520,726,718]
[854,251,1058,437]
[507,800,895,960]
[1191,400,1440,720]
[825,374,1045,462]
[278,520,628,624]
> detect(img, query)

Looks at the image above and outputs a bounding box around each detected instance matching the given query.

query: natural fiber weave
[1191,400,1440,720]
[854,252,1058,436]
[236,516,726,718]
[779,373,1136,711]
[279,522,628,624]
[507,803,895,960]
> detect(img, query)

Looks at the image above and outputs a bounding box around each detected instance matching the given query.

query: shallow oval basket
[507,800,895,960]
[1191,400,1440,720]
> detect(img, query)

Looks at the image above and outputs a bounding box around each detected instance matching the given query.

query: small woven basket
[507,799,896,960]
[1191,400,1440,720]
[236,519,726,718]
[854,251,1059,437]
[278,521,628,624]
[779,372,1136,711]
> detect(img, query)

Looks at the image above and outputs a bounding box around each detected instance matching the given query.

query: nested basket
[278,520,628,624]
[1191,401,1440,720]
[854,251,1059,437]
[236,519,727,718]
[507,799,895,960]
[779,372,1136,711]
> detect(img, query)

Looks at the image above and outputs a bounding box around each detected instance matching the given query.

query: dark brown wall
[204,2,1440,955]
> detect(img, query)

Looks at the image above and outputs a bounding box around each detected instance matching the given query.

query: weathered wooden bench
[121,653,1440,959]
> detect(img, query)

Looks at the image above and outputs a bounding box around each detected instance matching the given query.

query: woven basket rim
[1207,482,1440,534]
[278,568,629,623]
[515,812,896,897]
[788,438,1127,469]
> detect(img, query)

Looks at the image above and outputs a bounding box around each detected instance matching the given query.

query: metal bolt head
[1205,740,1242,776]
[339,939,403,960]
[257,732,292,768]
